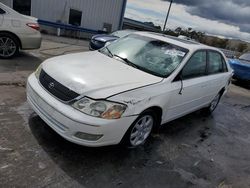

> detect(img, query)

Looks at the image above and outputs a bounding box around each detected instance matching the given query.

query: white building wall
[31,0,124,31]
[0,0,125,31]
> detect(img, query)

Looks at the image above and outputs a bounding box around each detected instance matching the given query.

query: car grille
[39,69,80,102]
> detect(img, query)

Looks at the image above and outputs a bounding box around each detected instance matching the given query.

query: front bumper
[27,73,137,147]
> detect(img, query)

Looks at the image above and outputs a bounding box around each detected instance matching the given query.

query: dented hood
[42,51,163,99]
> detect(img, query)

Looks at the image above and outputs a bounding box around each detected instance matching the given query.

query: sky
[125,0,250,41]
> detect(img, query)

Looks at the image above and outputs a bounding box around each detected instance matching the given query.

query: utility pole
[163,0,173,32]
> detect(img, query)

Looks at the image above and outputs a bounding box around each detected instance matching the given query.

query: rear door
[204,50,230,100]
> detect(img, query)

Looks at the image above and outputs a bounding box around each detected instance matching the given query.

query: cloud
[162,0,250,33]
[125,0,250,41]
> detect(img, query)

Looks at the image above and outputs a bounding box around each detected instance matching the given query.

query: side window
[0,8,6,14]
[222,58,228,72]
[208,51,224,74]
[182,51,207,79]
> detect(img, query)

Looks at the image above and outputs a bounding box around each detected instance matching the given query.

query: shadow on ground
[0,52,42,73]
[28,110,221,188]
[232,80,250,90]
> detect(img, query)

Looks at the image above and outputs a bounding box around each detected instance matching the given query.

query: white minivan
[0,3,41,58]
[27,32,233,147]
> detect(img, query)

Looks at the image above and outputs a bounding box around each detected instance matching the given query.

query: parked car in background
[0,3,41,59]
[89,30,135,50]
[228,52,250,83]
[27,32,232,148]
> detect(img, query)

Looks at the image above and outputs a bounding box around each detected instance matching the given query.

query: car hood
[92,34,118,42]
[42,51,163,99]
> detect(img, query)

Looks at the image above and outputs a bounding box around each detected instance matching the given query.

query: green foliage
[162,27,248,52]
[237,43,248,52]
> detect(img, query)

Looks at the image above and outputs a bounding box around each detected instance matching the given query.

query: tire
[0,33,20,59]
[122,110,157,148]
[203,92,222,115]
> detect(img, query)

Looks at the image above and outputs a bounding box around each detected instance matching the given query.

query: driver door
[163,50,210,122]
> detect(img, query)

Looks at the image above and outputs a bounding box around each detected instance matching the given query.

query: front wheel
[0,33,19,59]
[122,111,157,147]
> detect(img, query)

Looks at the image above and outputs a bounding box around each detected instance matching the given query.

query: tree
[175,27,182,34]
[163,29,178,36]
[237,43,248,52]
[217,39,229,49]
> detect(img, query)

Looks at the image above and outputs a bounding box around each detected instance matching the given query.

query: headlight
[35,64,42,79]
[72,97,127,119]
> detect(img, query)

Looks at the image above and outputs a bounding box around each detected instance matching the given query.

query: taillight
[26,23,40,31]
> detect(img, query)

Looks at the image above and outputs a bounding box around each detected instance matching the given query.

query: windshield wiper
[113,54,164,77]
[105,47,113,57]
[113,54,139,69]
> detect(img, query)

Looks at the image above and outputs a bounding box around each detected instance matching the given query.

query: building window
[13,0,31,15]
[69,9,82,26]
[103,23,112,33]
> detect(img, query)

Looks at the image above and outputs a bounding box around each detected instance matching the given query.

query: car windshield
[99,34,189,77]
[239,53,250,62]
[111,30,134,38]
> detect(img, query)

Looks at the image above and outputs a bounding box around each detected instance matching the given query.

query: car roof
[134,31,221,53]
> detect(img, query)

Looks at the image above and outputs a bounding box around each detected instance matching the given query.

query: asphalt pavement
[0,35,249,188]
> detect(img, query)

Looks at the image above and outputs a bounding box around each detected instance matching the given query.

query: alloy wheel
[0,37,17,58]
[130,115,154,146]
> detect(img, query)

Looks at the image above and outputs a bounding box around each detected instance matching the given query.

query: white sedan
[0,3,41,58]
[27,32,233,147]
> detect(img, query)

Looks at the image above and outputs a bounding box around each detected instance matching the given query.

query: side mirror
[178,73,183,95]
[174,71,183,82]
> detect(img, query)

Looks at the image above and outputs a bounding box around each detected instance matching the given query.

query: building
[123,17,161,32]
[1,0,127,33]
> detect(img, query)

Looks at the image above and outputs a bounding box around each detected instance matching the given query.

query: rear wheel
[122,110,157,147]
[0,33,19,59]
[204,93,221,115]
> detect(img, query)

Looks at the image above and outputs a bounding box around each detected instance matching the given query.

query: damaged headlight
[72,97,127,119]
[35,64,42,79]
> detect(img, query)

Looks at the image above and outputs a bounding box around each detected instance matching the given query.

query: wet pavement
[0,36,250,188]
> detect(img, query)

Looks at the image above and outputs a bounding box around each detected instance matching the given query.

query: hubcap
[130,115,154,146]
[210,94,220,111]
[0,37,17,57]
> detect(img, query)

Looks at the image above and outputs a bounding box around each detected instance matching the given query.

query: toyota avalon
[27,32,233,147]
